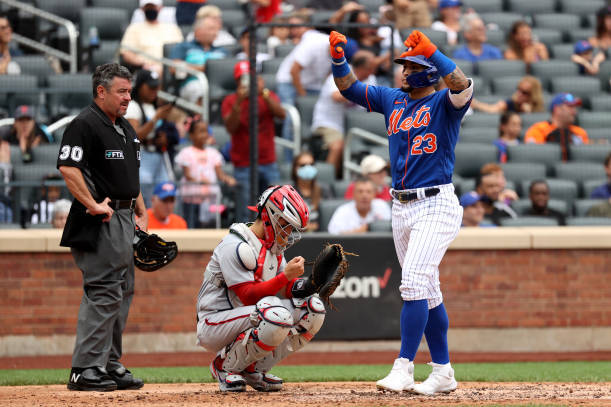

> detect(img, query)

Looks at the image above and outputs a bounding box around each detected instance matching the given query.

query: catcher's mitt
[292,243,356,309]
[133,229,178,272]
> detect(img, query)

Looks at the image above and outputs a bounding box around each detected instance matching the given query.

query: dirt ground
[1,382,610,407]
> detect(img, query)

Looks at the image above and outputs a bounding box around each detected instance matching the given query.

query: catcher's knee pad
[222,296,293,373]
[289,295,326,352]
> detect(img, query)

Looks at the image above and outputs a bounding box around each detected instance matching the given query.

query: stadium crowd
[0,0,610,230]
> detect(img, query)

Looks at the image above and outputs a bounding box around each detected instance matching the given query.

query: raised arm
[402,30,469,92]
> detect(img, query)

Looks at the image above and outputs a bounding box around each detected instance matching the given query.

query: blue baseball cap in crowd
[153,182,177,199]
[439,0,462,9]
[549,93,582,112]
[459,191,481,207]
[574,40,593,55]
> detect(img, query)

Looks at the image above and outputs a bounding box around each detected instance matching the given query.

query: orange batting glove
[403,30,437,58]
[329,31,347,59]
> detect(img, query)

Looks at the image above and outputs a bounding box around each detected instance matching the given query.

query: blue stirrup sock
[398,299,429,361]
[424,303,450,364]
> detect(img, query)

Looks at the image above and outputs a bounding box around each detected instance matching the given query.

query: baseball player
[329,30,472,395]
[196,185,326,392]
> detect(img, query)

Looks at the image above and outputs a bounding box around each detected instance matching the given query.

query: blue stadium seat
[462,113,500,129]
[319,199,347,232]
[454,143,498,178]
[507,0,557,14]
[550,76,601,99]
[511,198,569,216]
[566,217,611,226]
[480,12,523,32]
[507,144,562,175]
[462,0,503,13]
[500,216,559,226]
[573,199,607,216]
[570,144,611,163]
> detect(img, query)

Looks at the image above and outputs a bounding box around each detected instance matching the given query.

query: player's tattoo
[445,67,469,92]
[334,71,357,91]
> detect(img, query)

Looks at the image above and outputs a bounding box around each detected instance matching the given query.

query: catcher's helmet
[394,54,440,88]
[256,185,309,255]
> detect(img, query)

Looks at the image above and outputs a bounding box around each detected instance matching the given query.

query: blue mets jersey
[352,85,470,190]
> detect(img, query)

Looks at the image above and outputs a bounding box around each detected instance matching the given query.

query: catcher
[196,185,348,392]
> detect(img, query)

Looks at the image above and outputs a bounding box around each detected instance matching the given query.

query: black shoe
[108,366,144,390]
[67,367,117,392]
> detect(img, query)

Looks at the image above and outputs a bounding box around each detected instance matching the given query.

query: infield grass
[0,361,610,386]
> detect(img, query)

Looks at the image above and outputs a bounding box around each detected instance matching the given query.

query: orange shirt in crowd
[146,208,188,230]
[524,122,589,144]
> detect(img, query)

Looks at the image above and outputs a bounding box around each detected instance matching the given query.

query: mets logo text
[105,150,124,159]
[387,105,431,136]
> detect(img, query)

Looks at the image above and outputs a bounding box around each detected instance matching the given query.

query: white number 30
[59,145,83,162]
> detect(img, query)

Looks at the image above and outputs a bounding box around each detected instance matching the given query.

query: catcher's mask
[256,185,309,255]
[394,54,440,88]
[133,229,178,272]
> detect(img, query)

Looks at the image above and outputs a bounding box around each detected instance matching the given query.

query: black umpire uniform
[58,99,144,391]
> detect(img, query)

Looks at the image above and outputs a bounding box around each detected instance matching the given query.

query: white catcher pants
[391,183,462,309]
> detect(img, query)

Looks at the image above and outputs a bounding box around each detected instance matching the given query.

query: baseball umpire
[196,185,329,392]
[58,63,148,392]
[328,30,472,395]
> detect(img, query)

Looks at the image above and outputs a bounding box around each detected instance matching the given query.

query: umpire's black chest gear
[58,102,141,251]
[57,102,141,199]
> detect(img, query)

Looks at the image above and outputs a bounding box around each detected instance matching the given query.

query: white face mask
[296,164,318,180]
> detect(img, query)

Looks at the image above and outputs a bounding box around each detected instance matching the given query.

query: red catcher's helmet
[256,185,309,254]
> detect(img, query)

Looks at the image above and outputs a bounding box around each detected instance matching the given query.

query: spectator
[51,198,71,229]
[525,93,588,161]
[504,21,549,65]
[0,14,22,75]
[452,14,502,62]
[588,5,611,52]
[130,0,177,24]
[0,106,50,164]
[252,0,281,23]
[345,154,391,201]
[328,177,391,234]
[586,200,611,217]
[0,193,11,223]
[171,15,226,104]
[221,61,285,222]
[276,11,331,160]
[459,191,487,227]
[590,152,611,199]
[125,69,176,203]
[191,5,236,48]
[572,40,605,76]
[290,151,332,232]
[471,75,544,113]
[236,28,272,71]
[380,0,434,30]
[266,16,292,57]
[310,50,377,177]
[431,0,463,46]
[31,173,63,225]
[494,111,522,163]
[475,172,517,226]
[174,119,236,228]
[480,162,519,205]
[120,0,184,75]
[146,182,188,229]
[343,9,395,84]
[328,177,390,234]
[524,180,565,225]
[176,0,205,26]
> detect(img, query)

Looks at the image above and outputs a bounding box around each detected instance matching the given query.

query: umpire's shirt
[57,102,140,248]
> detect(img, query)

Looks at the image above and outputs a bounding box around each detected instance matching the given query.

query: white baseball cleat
[242,370,283,392]
[411,362,457,395]
[210,356,246,392]
[376,358,414,392]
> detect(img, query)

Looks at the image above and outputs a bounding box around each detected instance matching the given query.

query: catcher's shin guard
[221,296,293,373]
[288,295,326,352]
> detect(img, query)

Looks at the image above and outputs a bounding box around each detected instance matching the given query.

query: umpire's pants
[71,208,135,371]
